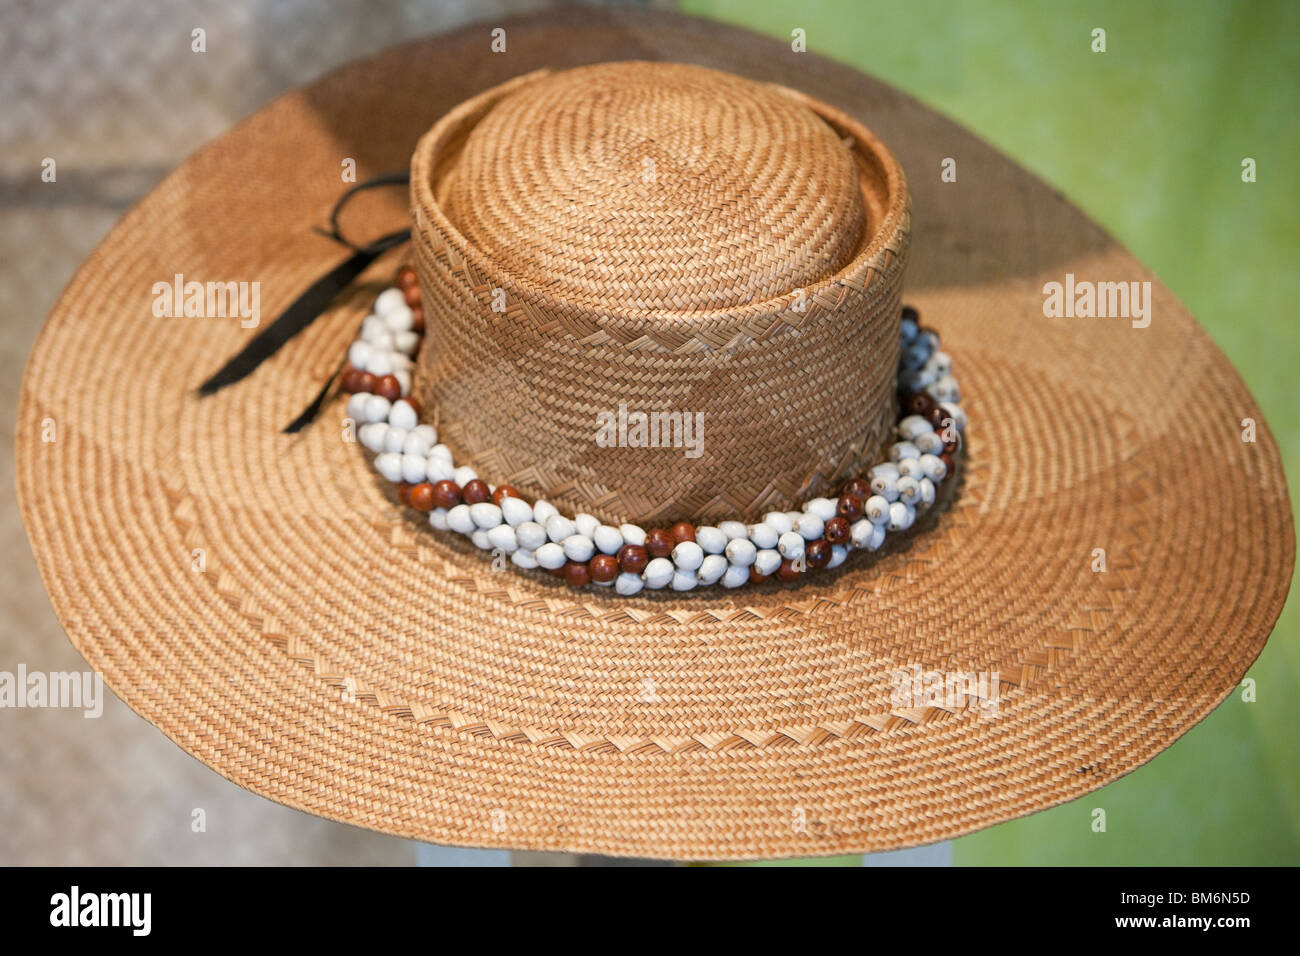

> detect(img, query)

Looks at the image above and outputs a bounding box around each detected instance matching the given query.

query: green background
[681,0,1300,865]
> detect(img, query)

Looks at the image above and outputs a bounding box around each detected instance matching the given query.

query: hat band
[342,268,966,594]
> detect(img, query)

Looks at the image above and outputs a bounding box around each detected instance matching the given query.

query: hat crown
[439,61,867,315]
[410,62,911,525]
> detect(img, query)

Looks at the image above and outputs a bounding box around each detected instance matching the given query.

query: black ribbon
[197,173,412,432]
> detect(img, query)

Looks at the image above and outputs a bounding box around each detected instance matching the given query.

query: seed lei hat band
[15,9,1293,861]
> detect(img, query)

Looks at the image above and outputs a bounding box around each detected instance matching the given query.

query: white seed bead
[362,394,391,424]
[535,542,566,570]
[358,422,386,453]
[388,399,417,432]
[428,508,450,531]
[368,351,394,377]
[827,544,849,569]
[471,529,492,551]
[918,330,941,352]
[500,496,533,527]
[871,474,900,502]
[891,441,921,462]
[672,540,704,571]
[866,522,887,550]
[400,454,427,484]
[347,340,373,369]
[919,453,947,481]
[763,511,794,534]
[562,534,595,563]
[487,523,517,552]
[850,518,875,548]
[748,522,779,549]
[382,427,407,454]
[452,465,477,487]
[374,288,406,317]
[897,457,925,480]
[784,511,803,529]
[428,443,453,463]
[615,572,644,596]
[545,514,575,543]
[446,504,475,535]
[900,314,920,342]
[719,520,748,540]
[511,549,538,570]
[864,494,891,525]
[671,570,697,591]
[390,353,412,372]
[919,477,936,506]
[374,452,403,483]
[593,524,623,555]
[900,368,935,392]
[574,512,599,538]
[897,414,933,441]
[725,537,757,566]
[804,497,837,521]
[915,431,945,455]
[896,475,921,503]
[795,513,824,540]
[721,563,750,588]
[393,330,420,354]
[777,531,805,560]
[928,351,953,376]
[470,502,502,529]
[754,549,781,576]
[930,374,960,403]
[888,500,915,531]
[532,500,559,525]
[383,305,414,333]
[346,391,370,424]
[869,462,900,481]
[939,402,966,432]
[695,526,727,554]
[619,523,646,547]
[696,554,728,585]
[402,429,433,457]
[644,558,674,589]
[425,456,455,483]
[515,521,547,551]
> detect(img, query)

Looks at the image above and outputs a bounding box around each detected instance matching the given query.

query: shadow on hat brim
[15,8,1293,860]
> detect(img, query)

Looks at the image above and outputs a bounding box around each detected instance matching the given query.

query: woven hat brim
[16,9,1293,860]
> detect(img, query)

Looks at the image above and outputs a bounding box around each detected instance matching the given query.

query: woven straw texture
[410,62,909,524]
[15,8,1294,861]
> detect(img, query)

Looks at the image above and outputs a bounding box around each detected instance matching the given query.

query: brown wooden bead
[617,544,648,574]
[563,561,591,587]
[942,437,960,455]
[340,365,362,393]
[777,557,802,581]
[410,306,425,333]
[430,480,461,510]
[903,390,936,417]
[408,482,435,512]
[491,485,519,506]
[806,539,832,568]
[939,452,955,474]
[901,304,919,323]
[403,394,421,417]
[749,565,772,585]
[461,479,490,505]
[645,528,675,558]
[824,515,851,545]
[395,482,411,506]
[841,478,871,500]
[670,521,696,543]
[397,266,418,289]
[355,371,376,394]
[837,494,863,521]
[403,284,422,308]
[589,554,619,584]
[375,374,402,402]
[925,405,947,428]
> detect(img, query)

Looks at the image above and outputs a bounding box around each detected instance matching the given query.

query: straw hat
[16,10,1293,861]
